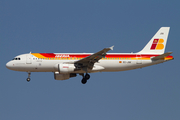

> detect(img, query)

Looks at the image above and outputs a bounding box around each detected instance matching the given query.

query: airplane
[6,27,174,84]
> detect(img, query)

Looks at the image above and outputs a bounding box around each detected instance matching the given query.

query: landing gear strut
[26,72,31,82]
[80,73,90,84]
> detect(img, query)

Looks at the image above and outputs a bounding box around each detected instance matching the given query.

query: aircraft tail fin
[138,27,170,54]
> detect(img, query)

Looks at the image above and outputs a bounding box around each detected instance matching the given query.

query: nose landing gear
[26,72,31,82]
[80,73,90,84]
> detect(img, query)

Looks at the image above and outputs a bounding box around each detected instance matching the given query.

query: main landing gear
[26,72,31,82]
[80,73,90,84]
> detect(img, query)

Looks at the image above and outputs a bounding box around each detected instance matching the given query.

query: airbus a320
[6,27,174,84]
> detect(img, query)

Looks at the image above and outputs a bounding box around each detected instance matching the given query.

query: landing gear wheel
[85,73,90,80]
[27,72,31,82]
[81,78,87,84]
[79,73,90,84]
[26,78,31,82]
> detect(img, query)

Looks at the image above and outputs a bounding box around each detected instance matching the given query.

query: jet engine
[55,63,75,73]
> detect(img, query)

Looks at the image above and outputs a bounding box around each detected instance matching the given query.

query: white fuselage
[6,53,168,73]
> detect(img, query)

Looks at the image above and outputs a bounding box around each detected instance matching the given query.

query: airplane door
[136,54,142,64]
[26,54,32,64]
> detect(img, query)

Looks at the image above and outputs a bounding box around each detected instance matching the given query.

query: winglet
[110,46,114,50]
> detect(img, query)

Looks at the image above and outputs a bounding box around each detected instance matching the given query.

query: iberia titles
[55,54,70,58]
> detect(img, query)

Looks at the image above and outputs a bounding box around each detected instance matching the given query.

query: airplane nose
[6,62,12,69]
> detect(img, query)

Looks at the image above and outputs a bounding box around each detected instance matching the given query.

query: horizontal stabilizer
[151,52,172,60]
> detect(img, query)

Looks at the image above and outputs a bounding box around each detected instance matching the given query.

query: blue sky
[1,0,180,120]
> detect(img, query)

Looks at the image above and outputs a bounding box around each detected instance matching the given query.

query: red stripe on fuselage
[38,53,173,59]
[40,53,56,58]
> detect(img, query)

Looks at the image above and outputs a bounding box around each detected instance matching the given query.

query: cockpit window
[12,57,21,60]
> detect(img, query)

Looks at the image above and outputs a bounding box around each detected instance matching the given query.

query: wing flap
[75,46,114,64]
[74,46,114,71]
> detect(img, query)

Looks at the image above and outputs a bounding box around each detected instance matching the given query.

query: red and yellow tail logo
[150,39,164,50]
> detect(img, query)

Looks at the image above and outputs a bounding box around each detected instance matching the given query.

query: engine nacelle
[54,72,76,80]
[55,63,75,73]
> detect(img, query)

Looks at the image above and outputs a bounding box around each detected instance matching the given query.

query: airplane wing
[74,46,114,72]
[151,52,173,60]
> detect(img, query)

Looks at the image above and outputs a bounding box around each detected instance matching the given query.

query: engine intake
[56,63,75,73]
